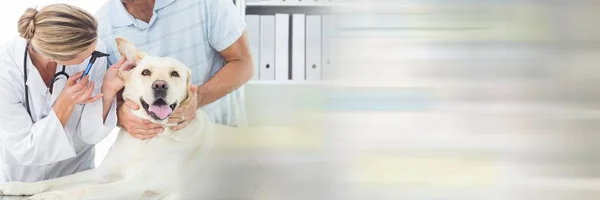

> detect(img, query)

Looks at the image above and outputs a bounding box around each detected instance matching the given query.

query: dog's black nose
[152,80,169,90]
[152,80,168,98]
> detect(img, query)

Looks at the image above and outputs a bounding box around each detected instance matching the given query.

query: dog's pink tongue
[148,105,172,119]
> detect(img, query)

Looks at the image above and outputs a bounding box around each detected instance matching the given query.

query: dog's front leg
[0,168,107,196]
[28,180,161,200]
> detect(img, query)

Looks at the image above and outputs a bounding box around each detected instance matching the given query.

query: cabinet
[237,0,339,85]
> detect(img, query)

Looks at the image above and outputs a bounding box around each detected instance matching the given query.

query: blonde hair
[17,4,97,61]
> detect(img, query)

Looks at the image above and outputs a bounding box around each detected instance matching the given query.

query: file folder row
[246,14,333,81]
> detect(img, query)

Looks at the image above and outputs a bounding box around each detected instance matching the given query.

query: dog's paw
[28,192,63,200]
[0,183,24,196]
[0,182,42,196]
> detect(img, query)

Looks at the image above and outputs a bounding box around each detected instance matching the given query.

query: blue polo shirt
[95,0,248,126]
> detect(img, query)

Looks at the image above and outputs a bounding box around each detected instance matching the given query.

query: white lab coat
[0,37,118,183]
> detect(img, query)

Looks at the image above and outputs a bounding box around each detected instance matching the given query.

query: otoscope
[80,51,110,80]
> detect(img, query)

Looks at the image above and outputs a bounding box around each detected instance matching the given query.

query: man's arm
[195,31,254,109]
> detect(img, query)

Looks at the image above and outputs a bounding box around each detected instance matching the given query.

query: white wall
[0,0,108,45]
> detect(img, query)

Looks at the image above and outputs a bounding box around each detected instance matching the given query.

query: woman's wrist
[101,86,120,98]
[53,95,76,127]
[103,94,116,104]
[55,94,77,108]
[101,86,119,123]
[100,86,117,98]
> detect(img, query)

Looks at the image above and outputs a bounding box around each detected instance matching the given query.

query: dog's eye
[141,69,151,76]
[170,71,180,77]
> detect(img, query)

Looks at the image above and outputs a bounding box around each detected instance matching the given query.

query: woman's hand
[54,71,102,127]
[58,71,103,106]
[102,57,130,96]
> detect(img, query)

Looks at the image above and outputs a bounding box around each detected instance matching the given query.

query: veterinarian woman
[0,4,128,183]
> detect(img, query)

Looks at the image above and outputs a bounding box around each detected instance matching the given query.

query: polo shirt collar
[154,0,176,10]
[109,0,176,28]
[109,0,135,27]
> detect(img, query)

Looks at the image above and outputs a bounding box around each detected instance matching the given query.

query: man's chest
[101,0,223,83]
[103,20,213,81]
[107,18,209,58]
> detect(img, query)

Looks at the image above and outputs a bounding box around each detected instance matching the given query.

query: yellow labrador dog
[0,38,304,200]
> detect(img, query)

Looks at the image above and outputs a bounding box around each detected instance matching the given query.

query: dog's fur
[0,38,303,200]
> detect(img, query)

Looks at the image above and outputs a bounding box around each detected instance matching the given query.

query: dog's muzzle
[141,98,178,121]
[152,80,168,99]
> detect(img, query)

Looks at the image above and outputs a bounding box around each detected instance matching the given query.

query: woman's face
[53,40,98,66]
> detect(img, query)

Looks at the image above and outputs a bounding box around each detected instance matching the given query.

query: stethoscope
[23,43,109,120]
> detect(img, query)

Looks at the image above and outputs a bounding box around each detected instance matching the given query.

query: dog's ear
[115,37,146,81]
[186,68,191,88]
[115,37,146,66]
[116,61,136,83]
[181,68,196,106]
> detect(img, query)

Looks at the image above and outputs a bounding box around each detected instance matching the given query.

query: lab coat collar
[14,38,38,90]
[13,37,65,97]
[110,0,176,28]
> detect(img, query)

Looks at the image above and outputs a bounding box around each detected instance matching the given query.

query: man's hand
[118,100,164,139]
[167,85,199,131]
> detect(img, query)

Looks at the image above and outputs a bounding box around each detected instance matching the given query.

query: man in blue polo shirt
[95,0,252,139]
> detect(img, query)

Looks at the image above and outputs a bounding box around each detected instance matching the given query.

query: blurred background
[3,0,600,199]
[325,0,600,200]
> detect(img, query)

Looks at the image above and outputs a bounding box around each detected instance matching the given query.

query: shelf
[245,1,339,7]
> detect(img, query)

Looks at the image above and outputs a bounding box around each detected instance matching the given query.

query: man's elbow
[241,54,254,82]
[229,49,254,84]
[223,31,254,84]
[235,36,254,83]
